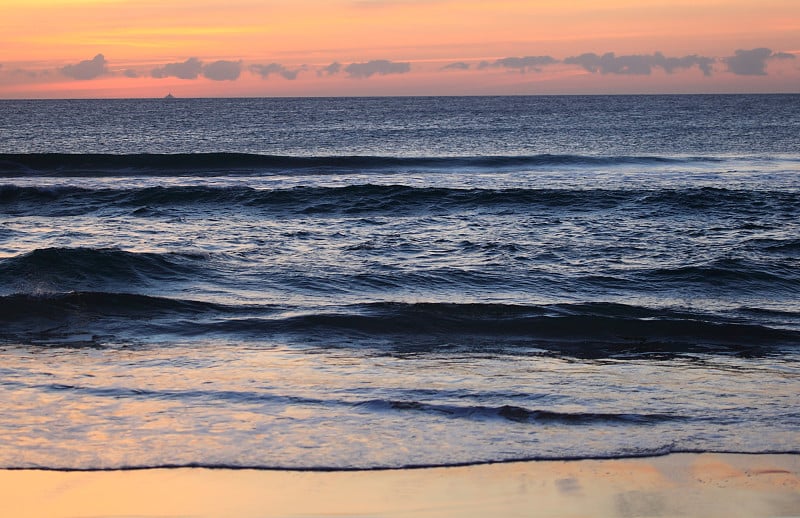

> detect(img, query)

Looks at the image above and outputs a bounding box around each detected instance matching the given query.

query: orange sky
[1,0,798,98]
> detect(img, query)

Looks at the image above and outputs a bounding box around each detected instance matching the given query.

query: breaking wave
[0,152,722,176]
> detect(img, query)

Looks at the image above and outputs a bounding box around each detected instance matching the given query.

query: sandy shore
[1,453,798,517]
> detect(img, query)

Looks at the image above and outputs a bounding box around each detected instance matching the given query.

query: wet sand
[1,453,798,517]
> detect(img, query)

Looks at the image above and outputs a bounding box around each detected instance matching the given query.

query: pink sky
[1,0,798,98]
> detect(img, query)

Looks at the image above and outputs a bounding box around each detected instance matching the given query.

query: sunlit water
[0,95,798,469]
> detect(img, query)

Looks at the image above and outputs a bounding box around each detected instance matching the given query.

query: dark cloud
[442,62,470,71]
[564,52,714,76]
[656,53,715,76]
[61,54,108,80]
[151,58,203,79]
[725,48,796,75]
[564,53,649,74]
[250,63,304,80]
[488,56,558,72]
[4,67,39,78]
[203,60,242,81]
[344,59,410,78]
[318,62,342,76]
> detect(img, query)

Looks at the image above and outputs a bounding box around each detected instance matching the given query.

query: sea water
[0,95,798,469]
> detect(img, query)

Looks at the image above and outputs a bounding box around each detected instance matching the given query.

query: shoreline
[1,453,798,517]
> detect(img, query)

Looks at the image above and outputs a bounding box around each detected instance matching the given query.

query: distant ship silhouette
[164,93,175,99]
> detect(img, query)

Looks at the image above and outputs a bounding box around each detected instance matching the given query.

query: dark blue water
[0,95,798,470]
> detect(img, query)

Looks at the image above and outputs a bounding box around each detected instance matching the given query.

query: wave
[0,247,207,293]
[9,446,799,472]
[2,297,797,352]
[356,400,681,425]
[746,237,800,256]
[639,188,800,212]
[4,184,797,217]
[215,301,800,350]
[0,152,721,176]
[13,377,678,426]
[0,291,247,346]
[641,257,800,289]
[0,291,231,323]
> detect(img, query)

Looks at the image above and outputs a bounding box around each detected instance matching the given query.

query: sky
[1,0,798,98]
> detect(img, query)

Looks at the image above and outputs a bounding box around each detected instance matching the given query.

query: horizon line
[2,91,800,101]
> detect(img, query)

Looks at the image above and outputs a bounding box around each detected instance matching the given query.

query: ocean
[0,95,798,470]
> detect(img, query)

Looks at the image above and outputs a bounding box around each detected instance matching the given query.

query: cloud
[318,62,342,76]
[151,58,203,79]
[250,63,304,80]
[123,69,138,78]
[564,52,714,76]
[60,54,108,80]
[725,48,796,75]
[655,53,715,76]
[483,56,558,73]
[0,65,35,78]
[442,62,470,71]
[203,60,242,81]
[344,59,410,78]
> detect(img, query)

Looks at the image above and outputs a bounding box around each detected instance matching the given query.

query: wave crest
[0,152,719,176]
[2,297,797,352]
[0,247,206,293]
[5,184,797,218]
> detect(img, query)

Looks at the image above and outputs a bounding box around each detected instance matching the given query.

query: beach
[2,453,798,517]
[1,96,798,516]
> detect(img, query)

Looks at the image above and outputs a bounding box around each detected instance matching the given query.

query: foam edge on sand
[1,453,798,518]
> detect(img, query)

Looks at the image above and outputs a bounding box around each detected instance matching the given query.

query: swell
[2,298,797,352]
[3,246,798,330]
[4,184,797,216]
[0,291,227,319]
[638,188,800,212]
[0,291,257,345]
[0,152,719,176]
[356,400,681,425]
[12,379,679,426]
[0,247,207,293]
[206,302,800,349]
[640,257,800,289]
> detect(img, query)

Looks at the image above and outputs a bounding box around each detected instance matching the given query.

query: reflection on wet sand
[0,453,798,517]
